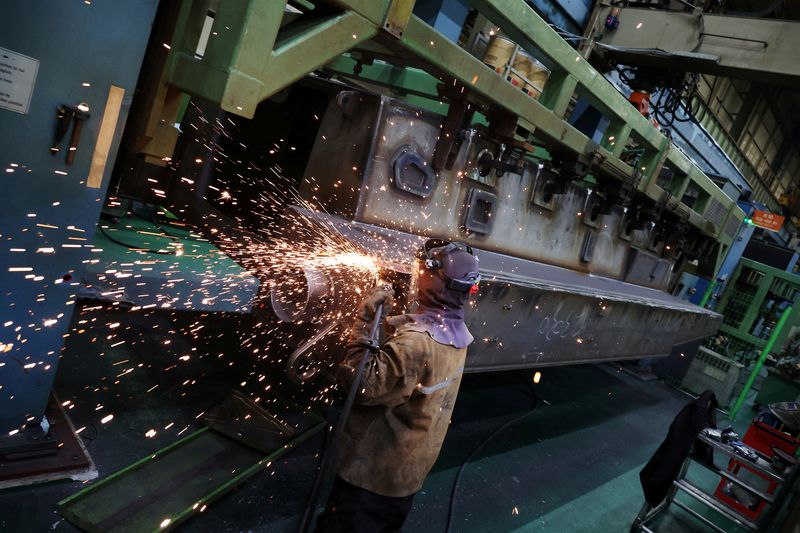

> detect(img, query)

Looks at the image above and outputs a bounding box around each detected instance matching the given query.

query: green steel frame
[58,420,325,532]
[715,258,800,364]
[164,0,745,272]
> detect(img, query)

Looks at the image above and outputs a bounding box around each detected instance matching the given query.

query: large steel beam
[593,7,800,88]
[298,208,723,371]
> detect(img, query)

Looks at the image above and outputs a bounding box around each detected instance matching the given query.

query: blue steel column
[0,1,158,433]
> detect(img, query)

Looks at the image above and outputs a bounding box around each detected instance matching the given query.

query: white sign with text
[0,47,39,114]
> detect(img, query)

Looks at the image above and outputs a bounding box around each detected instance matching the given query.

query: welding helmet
[411,239,480,311]
[417,239,481,292]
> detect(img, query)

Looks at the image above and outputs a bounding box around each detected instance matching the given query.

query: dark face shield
[439,247,481,293]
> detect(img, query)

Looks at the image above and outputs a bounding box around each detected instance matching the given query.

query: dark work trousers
[314,476,416,533]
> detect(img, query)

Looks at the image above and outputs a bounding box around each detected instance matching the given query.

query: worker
[315,239,480,533]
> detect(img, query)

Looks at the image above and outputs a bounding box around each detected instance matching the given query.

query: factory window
[699,76,748,134]
[739,101,783,195]
[779,151,800,190]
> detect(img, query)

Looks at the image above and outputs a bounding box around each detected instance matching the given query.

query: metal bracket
[383,0,416,38]
[432,94,472,171]
[477,152,525,177]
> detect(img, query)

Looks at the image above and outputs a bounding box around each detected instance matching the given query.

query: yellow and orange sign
[751,210,785,232]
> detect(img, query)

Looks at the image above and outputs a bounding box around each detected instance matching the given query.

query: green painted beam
[538,71,577,118]
[332,0,390,25]
[250,12,377,113]
[468,0,664,150]
[325,55,451,115]
[396,16,637,179]
[325,55,443,100]
[168,2,380,117]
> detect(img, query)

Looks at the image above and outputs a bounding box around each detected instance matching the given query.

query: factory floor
[0,306,775,532]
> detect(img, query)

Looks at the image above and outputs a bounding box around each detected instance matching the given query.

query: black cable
[298,304,384,533]
[149,208,206,242]
[97,225,178,255]
[617,65,701,128]
[445,379,541,533]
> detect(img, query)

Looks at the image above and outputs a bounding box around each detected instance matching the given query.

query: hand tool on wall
[50,102,90,164]
[50,105,73,155]
[66,103,90,165]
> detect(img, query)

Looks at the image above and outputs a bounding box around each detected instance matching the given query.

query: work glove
[355,281,394,323]
[348,281,394,352]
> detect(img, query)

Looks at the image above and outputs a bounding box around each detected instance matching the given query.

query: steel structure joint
[383,0,417,38]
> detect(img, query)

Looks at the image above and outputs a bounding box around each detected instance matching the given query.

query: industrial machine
[712,258,800,364]
[274,89,723,380]
[126,0,748,382]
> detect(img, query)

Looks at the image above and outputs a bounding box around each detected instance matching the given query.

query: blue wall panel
[0,1,158,432]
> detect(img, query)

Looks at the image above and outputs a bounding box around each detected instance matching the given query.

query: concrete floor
[0,306,783,532]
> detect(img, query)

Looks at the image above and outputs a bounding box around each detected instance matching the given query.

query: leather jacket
[334,316,467,497]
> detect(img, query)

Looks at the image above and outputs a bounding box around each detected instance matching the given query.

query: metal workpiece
[301,92,714,287]
[589,6,800,88]
[163,0,743,246]
[269,263,370,323]
[292,207,722,371]
[463,282,717,371]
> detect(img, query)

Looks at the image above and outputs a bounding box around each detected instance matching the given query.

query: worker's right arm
[334,284,418,407]
[338,335,418,407]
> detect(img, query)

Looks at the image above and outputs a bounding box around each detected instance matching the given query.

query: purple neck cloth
[387,305,474,349]
[386,260,474,349]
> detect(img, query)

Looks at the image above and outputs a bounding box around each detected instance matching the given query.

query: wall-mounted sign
[751,209,785,232]
[0,47,39,115]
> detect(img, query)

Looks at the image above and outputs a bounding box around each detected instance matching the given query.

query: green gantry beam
[592,6,800,88]
[165,0,745,254]
[168,0,380,116]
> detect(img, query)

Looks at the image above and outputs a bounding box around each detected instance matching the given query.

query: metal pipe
[729,305,793,419]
